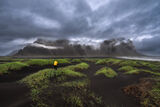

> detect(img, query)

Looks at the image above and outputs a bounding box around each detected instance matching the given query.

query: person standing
[53,60,58,70]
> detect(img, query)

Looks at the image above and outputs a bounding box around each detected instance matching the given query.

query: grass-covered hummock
[95,67,117,78]
[0,59,71,75]
[20,62,90,107]
[82,58,99,63]
[20,62,103,107]
[59,79,89,88]
[95,58,121,66]
[25,58,70,66]
[25,59,52,66]
[20,67,87,89]
[66,95,83,107]
[124,69,160,76]
[124,69,140,74]
[147,79,160,106]
[141,62,160,71]
[67,62,89,71]
[138,77,160,106]
[71,59,81,63]
[0,62,28,75]
[119,60,141,67]
[118,66,136,72]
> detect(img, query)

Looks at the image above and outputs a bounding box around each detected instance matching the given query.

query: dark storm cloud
[135,36,160,56]
[0,0,160,55]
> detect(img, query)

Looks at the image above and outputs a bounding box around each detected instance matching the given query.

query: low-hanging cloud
[0,0,160,56]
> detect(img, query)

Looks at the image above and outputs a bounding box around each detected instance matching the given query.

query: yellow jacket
[54,61,58,66]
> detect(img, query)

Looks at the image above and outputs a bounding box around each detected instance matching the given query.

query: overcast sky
[0,0,160,56]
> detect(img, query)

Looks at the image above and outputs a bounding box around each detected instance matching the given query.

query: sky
[0,0,160,56]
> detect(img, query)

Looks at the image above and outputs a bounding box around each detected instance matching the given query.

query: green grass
[21,67,86,89]
[142,69,160,76]
[95,59,107,64]
[95,58,121,66]
[0,62,28,75]
[118,66,136,72]
[149,81,160,106]
[25,59,52,66]
[142,62,160,71]
[141,77,160,106]
[82,58,99,63]
[56,58,71,64]
[119,60,141,67]
[95,67,117,78]
[124,69,140,74]
[59,79,88,88]
[67,62,89,70]
[66,96,83,107]
[0,59,71,75]
[20,62,102,107]
[71,59,81,63]
[124,69,160,76]
[25,59,70,66]
[20,62,89,106]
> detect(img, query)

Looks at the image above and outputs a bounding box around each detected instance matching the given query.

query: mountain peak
[13,38,142,57]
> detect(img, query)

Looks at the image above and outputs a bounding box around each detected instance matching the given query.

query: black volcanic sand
[79,62,150,107]
[0,63,73,107]
[0,82,32,107]
[0,62,151,107]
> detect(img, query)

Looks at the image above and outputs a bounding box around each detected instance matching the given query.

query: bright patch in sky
[21,10,61,29]
[33,16,61,29]
[131,35,153,42]
[86,0,111,10]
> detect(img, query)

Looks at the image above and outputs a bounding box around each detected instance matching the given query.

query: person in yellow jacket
[53,60,58,70]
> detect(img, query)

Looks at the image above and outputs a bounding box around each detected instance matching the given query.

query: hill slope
[13,38,142,57]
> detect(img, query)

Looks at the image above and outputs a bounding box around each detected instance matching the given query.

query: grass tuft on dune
[0,59,71,75]
[118,66,136,72]
[25,59,70,66]
[95,67,117,78]
[20,62,89,106]
[96,58,121,66]
[0,62,28,75]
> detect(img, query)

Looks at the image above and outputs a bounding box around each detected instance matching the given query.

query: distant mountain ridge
[13,38,142,57]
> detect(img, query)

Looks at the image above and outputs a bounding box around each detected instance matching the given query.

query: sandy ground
[0,62,151,107]
[80,62,150,107]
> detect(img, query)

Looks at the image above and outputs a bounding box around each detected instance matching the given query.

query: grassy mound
[67,62,89,71]
[82,58,99,63]
[0,59,71,75]
[20,62,103,107]
[96,58,121,66]
[25,59,70,66]
[119,60,141,67]
[118,66,136,72]
[124,69,160,76]
[140,61,160,71]
[147,78,160,106]
[124,77,160,107]
[0,62,28,75]
[95,67,117,78]
[71,59,81,63]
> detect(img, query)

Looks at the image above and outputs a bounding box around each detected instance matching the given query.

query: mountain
[99,38,141,56]
[13,38,142,57]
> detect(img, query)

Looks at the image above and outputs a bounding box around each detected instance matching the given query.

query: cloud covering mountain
[0,0,160,56]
